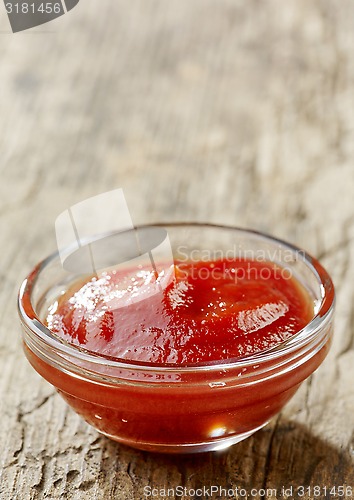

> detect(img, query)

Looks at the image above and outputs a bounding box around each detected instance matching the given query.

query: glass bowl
[18,224,335,453]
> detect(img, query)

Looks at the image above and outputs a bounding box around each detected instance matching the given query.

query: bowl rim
[18,222,335,374]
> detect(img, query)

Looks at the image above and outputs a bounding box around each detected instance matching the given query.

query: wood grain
[0,0,353,498]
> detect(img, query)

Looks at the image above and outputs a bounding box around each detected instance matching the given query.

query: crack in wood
[260,415,280,499]
[17,392,56,423]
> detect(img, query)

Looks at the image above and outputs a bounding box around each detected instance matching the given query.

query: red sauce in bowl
[46,259,314,363]
[23,258,330,452]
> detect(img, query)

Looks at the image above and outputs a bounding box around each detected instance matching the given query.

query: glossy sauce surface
[46,259,314,364]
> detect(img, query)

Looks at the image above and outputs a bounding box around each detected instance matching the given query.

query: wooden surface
[1,1,354,498]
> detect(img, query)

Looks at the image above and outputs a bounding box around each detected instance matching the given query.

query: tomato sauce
[24,259,324,451]
[46,259,314,363]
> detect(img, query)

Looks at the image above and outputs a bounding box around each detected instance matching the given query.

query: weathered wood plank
[0,0,353,498]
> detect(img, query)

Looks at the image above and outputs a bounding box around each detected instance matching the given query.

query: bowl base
[98,422,269,454]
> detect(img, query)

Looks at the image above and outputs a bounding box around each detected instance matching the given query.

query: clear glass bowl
[18,224,335,453]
